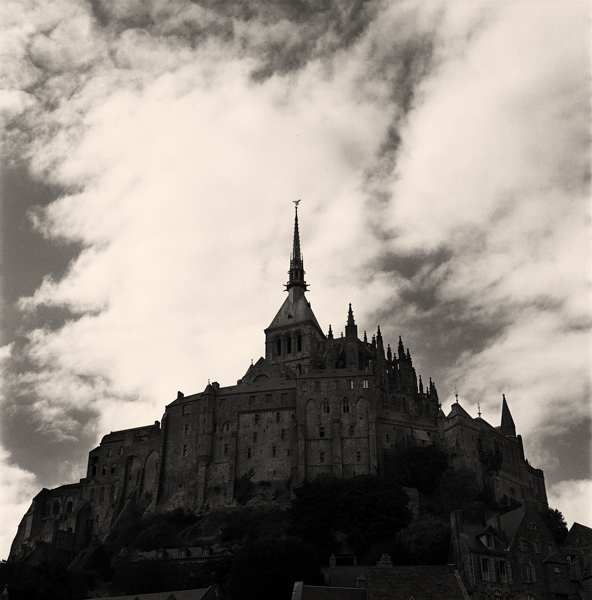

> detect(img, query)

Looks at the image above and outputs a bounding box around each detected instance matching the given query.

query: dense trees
[289,474,412,560]
[227,537,324,600]
[542,507,569,544]
[383,446,448,493]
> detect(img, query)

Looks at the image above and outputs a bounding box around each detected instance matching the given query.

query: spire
[500,394,516,437]
[398,336,405,359]
[286,200,307,292]
[345,303,357,338]
[328,324,333,339]
[387,344,392,362]
[419,375,424,394]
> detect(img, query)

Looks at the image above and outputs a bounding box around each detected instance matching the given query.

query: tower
[264,202,325,374]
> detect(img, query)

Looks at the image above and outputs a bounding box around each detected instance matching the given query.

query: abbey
[9,207,547,562]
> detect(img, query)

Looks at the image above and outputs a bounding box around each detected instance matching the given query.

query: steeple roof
[286,200,307,292]
[500,394,516,437]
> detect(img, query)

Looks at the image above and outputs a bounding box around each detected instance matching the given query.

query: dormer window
[486,533,494,548]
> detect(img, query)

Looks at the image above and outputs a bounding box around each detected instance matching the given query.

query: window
[225,422,230,432]
[276,339,282,355]
[342,399,350,413]
[119,446,123,455]
[99,487,105,503]
[553,566,561,574]
[247,448,251,459]
[498,561,508,583]
[362,379,369,389]
[102,465,107,476]
[322,400,330,414]
[249,395,255,405]
[534,541,539,554]
[385,434,390,444]
[266,393,272,403]
[253,432,258,442]
[255,414,260,425]
[272,446,277,457]
[481,557,491,581]
[315,381,321,391]
[276,412,280,423]
[281,429,286,440]
[524,563,536,582]
[66,501,73,513]
[320,452,325,463]
[182,404,190,415]
[224,443,229,455]
[182,444,188,457]
[319,427,325,438]
[297,364,302,374]
[184,423,190,435]
[486,533,494,548]
[111,464,116,474]
[297,335,302,352]
[349,380,354,389]
[356,451,361,462]
[349,425,355,437]
[287,336,292,354]
[214,423,218,433]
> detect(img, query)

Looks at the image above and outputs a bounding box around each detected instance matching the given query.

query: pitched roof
[95,588,216,600]
[366,565,465,600]
[266,289,323,334]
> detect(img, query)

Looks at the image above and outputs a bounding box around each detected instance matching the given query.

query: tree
[383,445,448,493]
[542,507,568,544]
[430,467,480,519]
[227,537,324,600]
[289,474,412,560]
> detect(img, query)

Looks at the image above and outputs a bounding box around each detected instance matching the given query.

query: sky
[0,0,590,559]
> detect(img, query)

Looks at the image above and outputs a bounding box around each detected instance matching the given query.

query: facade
[9,207,547,563]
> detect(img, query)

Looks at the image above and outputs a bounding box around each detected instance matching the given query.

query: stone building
[9,206,547,562]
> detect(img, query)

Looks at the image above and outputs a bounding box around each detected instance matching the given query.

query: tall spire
[286,200,307,292]
[345,303,357,338]
[500,394,516,437]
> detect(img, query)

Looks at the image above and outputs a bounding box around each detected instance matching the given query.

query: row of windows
[302,380,369,392]
[89,485,115,504]
[105,447,124,457]
[319,451,362,463]
[275,335,303,356]
[319,425,356,437]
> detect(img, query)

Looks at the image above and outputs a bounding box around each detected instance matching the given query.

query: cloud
[548,479,592,528]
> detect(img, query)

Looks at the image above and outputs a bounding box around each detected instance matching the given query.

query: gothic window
[297,335,302,352]
[287,336,292,354]
[226,422,230,432]
[321,400,330,413]
[66,501,73,514]
[342,399,350,413]
[319,427,325,438]
[276,339,282,356]
[362,380,369,389]
[247,448,251,459]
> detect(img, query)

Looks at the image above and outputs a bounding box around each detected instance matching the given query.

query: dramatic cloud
[0,0,589,558]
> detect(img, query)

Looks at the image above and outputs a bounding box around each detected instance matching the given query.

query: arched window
[90,489,95,502]
[276,339,282,356]
[297,335,302,352]
[287,336,292,354]
[99,487,105,503]
[66,501,73,514]
[321,400,331,414]
[342,399,350,413]
[297,364,302,375]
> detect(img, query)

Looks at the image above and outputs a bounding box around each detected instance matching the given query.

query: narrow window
[182,444,188,457]
[99,487,105,503]
[184,423,190,435]
[266,393,272,403]
[182,404,190,415]
[481,558,490,581]
[349,425,355,436]
[322,400,330,414]
[101,465,107,476]
[255,414,260,425]
[356,451,361,462]
[281,392,288,402]
[107,448,112,457]
[287,336,292,354]
[247,448,251,459]
[272,446,277,457]
[66,501,73,514]
[349,380,354,389]
[119,446,123,455]
[224,443,229,456]
[276,339,282,355]
[319,427,325,438]
[320,452,325,463]
[342,399,350,413]
[226,422,230,432]
[276,412,280,423]
[297,335,302,352]
[253,432,258,442]
[111,464,116,474]
[287,449,291,456]
[487,533,494,548]
[534,541,539,554]
[498,561,508,583]
[297,364,302,375]
[281,429,286,440]
[362,379,369,389]
[548,542,554,555]
[385,434,390,444]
